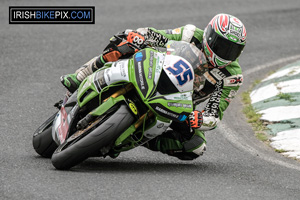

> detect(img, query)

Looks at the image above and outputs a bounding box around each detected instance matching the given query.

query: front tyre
[33,112,58,158]
[51,104,135,170]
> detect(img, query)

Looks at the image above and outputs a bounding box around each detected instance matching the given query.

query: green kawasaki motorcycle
[32,40,208,170]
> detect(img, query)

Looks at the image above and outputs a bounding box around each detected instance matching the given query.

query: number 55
[166,60,193,86]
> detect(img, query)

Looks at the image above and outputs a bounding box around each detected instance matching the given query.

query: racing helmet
[203,13,247,68]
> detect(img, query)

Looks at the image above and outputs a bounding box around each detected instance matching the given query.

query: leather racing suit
[131,24,243,160]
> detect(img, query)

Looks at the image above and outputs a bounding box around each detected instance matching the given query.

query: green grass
[275,149,287,153]
[256,132,269,142]
[288,69,297,75]
[241,84,270,142]
[276,93,296,102]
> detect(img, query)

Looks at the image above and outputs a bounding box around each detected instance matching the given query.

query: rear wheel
[33,112,58,158]
[51,104,135,170]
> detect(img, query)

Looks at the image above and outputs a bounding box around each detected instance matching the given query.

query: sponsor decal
[94,70,107,92]
[167,102,192,108]
[155,55,162,72]
[183,104,192,108]
[173,94,190,100]
[120,62,127,77]
[151,103,191,122]
[162,92,193,101]
[148,51,154,79]
[138,62,145,90]
[155,105,179,119]
[210,68,227,81]
[57,106,69,143]
[129,102,138,115]
[172,28,181,34]
[228,17,243,39]
[167,102,183,107]
[147,29,169,47]
[135,52,143,62]
[9,6,95,24]
[149,51,154,67]
[203,81,223,118]
[223,75,243,86]
[134,50,148,97]
[229,27,242,38]
[148,67,153,79]
[153,52,165,85]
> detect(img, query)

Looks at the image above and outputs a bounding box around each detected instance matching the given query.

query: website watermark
[9,6,95,24]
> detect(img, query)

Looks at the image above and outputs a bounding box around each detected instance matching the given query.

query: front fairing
[76,70,104,108]
[128,49,165,100]
[128,41,208,122]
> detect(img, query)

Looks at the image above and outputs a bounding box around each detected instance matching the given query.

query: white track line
[219,122,300,171]
[222,54,300,171]
[243,54,300,76]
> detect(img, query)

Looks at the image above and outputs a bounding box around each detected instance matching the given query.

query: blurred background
[1,0,300,199]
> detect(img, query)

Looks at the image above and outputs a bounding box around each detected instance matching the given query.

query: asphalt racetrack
[1,0,300,199]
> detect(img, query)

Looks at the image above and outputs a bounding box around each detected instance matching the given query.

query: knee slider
[183,133,206,156]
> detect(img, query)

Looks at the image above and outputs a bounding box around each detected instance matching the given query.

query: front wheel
[33,112,58,158]
[51,104,135,170]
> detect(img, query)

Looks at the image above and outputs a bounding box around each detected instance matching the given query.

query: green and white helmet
[203,13,247,68]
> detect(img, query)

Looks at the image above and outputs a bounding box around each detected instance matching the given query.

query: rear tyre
[33,112,58,158]
[51,104,134,170]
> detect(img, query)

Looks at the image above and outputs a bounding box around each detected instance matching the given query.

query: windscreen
[166,41,208,76]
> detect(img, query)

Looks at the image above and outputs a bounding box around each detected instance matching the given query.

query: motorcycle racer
[61,13,246,160]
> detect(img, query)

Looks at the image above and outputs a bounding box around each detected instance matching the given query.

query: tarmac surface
[1,0,300,200]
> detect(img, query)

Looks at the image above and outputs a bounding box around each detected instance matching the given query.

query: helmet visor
[206,26,245,61]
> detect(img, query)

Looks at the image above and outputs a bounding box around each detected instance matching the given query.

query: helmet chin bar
[203,39,231,68]
[214,55,232,68]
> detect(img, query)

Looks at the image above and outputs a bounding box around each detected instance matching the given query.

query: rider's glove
[189,110,203,129]
[102,41,137,62]
[102,31,145,63]
[126,31,146,48]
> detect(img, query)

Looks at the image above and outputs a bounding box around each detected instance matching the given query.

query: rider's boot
[61,55,106,93]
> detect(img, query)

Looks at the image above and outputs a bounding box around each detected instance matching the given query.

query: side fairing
[102,60,130,87]
[148,92,193,122]
[77,60,130,108]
